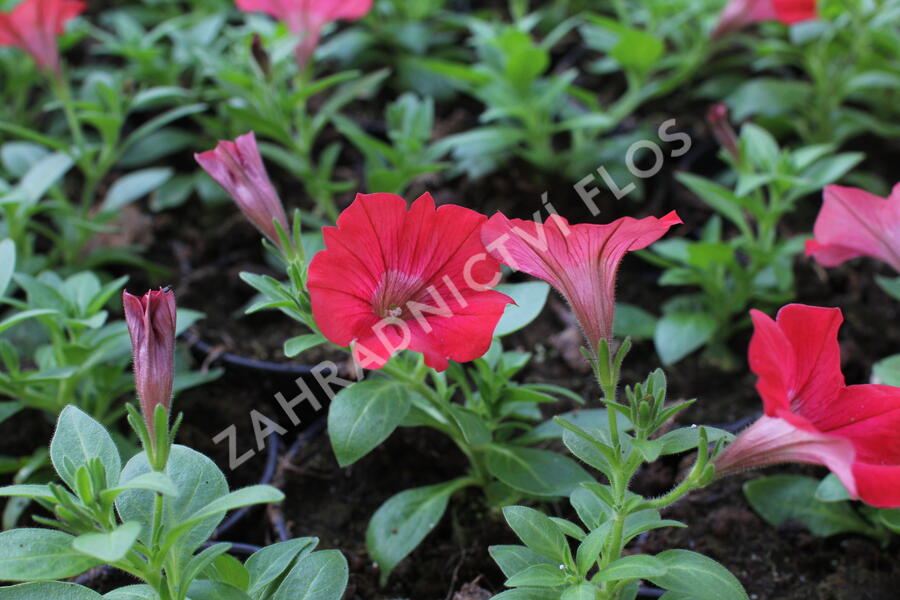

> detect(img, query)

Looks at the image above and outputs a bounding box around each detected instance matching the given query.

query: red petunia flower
[307,193,513,371]
[481,211,681,354]
[123,288,177,435]
[235,0,372,66]
[0,0,85,74]
[712,0,817,39]
[715,304,900,508]
[806,183,900,273]
[195,132,289,247]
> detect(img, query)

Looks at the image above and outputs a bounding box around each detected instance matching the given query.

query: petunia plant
[0,288,348,600]
[736,182,900,541]
[718,304,900,542]
[204,0,384,220]
[0,0,212,269]
[641,111,863,366]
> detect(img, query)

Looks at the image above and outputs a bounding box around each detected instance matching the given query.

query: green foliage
[644,124,863,366]
[744,475,888,541]
[0,407,347,600]
[492,353,743,600]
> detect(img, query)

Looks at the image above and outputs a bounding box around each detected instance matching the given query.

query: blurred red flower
[715,304,900,508]
[806,183,900,273]
[712,0,817,39]
[195,132,289,247]
[236,0,372,66]
[123,288,177,434]
[0,0,85,73]
[308,193,512,371]
[481,211,681,354]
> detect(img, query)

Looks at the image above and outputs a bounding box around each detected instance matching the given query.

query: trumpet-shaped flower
[195,132,289,246]
[712,0,817,39]
[481,211,681,353]
[123,288,177,434]
[308,193,513,371]
[806,183,900,273]
[715,304,900,508]
[236,0,372,66]
[0,0,85,74]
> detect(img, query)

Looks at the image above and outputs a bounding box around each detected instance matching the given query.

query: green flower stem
[380,360,491,486]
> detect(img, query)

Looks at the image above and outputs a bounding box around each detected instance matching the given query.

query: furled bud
[123,288,176,436]
[706,103,740,162]
[195,132,289,247]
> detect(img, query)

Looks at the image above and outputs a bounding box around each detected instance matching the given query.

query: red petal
[748,305,844,421]
[772,0,818,23]
[852,463,900,508]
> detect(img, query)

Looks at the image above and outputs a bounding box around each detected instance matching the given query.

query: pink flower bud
[0,0,85,74]
[123,288,177,434]
[195,132,289,247]
[706,103,740,161]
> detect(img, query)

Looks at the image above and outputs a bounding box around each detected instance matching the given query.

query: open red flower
[235,0,372,66]
[0,0,85,73]
[123,288,177,435]
[712,0,817,39]
[308,193,513,371]
[806,183,900,273]
[195,132,289,247]
[481,211,681,354]
[715,304,900,508]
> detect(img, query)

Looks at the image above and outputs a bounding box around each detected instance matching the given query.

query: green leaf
[367,479,467,585]
[740,123,781,172]
[494,282,551,337]
[0,401,22,426]
[271,550,348,600]
[284,333,327,358]
[447,404,492,446]
[14,152,74,207]
[873,354,900,387]
[50,406,121,491]
[502,505,571,565]
[103,585,158,599]
[102,168,174,212]
[246,538,318,597]
[675,173,751,237]
[486,446,591,497]
[648,550,748,600]
[491,588,561,600]
[658,426,734,456]
[516,409,620,445]
[593,554,667,583]
[561,583,598,600]
[876,275,900,303]
[0,529,101,581]
[328,379,414,467]
[613,303,657,340]
[575,528,605,575]
[103,471,178,500]
[654,311,717,365]
[611,29,663,75]
[744,475,875,537]
[505,563,569,587]
[0,309,58,334]
[489,545,555,578]
[73,521,141,562]
[174,485,284,534]
[0,582,103,599]
[814,474,852,502]
[117,445,228,556]
[0,239,15,298]
[726,79,811,122]
[0,484,55,502]
[203,552,250,590]
[186,581,251,600]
